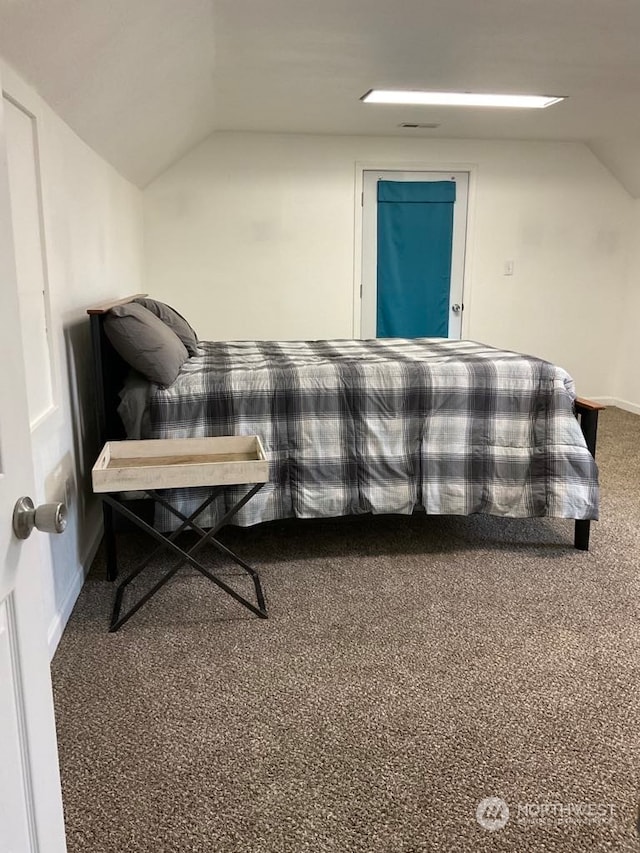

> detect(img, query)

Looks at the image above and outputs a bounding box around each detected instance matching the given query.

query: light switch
[504,260,514,276]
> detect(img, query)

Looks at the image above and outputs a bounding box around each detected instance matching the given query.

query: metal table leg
[104,484,268,632]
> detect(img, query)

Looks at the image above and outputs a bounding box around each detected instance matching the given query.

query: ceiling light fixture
[362,90,565,109]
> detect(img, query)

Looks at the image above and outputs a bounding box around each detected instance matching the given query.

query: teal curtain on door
[377,180,456,338]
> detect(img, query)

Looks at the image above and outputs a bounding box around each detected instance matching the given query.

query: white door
[361,170,469,340]
[0,84,67,853]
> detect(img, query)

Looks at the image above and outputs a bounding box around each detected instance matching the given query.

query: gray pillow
[134,297,199,356]
[104,302,188,387]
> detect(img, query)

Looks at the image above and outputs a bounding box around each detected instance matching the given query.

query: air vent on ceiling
[399,122,440,129]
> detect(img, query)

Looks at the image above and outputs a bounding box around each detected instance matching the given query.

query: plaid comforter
[145,338,599,529]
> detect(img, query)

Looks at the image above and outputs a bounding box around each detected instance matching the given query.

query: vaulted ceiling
[1,0,640,192]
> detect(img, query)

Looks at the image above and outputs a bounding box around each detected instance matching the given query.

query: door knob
[12,497,68,540]
[451,303,462,313]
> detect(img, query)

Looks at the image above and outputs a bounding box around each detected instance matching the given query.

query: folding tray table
[92,436,269,632]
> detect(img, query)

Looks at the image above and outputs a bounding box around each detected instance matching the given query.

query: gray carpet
[52,407,640,852]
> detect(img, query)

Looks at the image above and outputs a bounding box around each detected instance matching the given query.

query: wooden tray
[92,436,269,493]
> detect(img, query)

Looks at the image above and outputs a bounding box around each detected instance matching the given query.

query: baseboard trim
[47,526,103,659]
[592,396,640,415]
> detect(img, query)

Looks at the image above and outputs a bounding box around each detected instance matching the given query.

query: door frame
[353,161,478,339]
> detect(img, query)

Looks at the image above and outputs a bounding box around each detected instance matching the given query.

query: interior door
[0,81,67,853]
[361,170,469,339]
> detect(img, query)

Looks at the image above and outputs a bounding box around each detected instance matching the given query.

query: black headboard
[87,294,148,447]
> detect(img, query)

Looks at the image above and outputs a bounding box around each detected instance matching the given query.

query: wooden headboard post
[89,311,109,448]
[87,294,147,581]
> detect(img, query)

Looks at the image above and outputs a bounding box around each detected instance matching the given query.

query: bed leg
[574,519,590,551]
[103,501,118,581]
[573,400,604,552]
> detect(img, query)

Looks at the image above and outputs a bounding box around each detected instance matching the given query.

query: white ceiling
[2,0,640,191]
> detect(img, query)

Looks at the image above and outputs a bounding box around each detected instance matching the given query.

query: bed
[88,295,601,579]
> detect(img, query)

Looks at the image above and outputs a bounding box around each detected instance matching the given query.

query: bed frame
[88,295,604,581]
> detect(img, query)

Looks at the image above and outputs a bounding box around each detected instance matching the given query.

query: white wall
[1,63,144,654]
[144,131,633,400]
[614,199,640,412]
